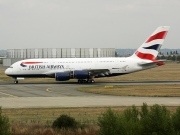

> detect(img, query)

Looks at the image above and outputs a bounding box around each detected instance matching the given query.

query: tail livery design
[132,26,170,61]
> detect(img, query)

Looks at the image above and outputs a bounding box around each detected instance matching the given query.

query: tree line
[157,51,180,61]
[1,103,180,135]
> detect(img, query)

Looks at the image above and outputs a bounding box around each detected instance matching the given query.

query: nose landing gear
[13,78,18,84]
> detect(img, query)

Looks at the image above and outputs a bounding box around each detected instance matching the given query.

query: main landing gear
[78,79,95,83]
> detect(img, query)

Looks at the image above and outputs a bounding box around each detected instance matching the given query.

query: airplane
[5,26,170,84]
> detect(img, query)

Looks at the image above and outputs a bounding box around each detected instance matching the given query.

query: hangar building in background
[3,48,115,66]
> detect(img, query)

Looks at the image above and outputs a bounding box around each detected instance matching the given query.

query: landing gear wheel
[14,80,18,84]
[78,79,83,83]
[78,79,95,83]
[83,80,86,83]
[78,79,87,83]
[88,79,94,83]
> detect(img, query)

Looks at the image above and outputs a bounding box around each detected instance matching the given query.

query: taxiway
[0,81,180,108]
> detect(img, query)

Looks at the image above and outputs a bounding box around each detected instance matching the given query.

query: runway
[0,81,180,108]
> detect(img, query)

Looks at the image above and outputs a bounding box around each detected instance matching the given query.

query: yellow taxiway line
[0,91,18,98]
[46,88,53,92]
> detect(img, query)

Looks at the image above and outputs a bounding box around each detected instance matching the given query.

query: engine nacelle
[74,70,89,79]
[55,72,70,81]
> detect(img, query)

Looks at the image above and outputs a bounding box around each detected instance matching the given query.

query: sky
[0,0,180,49]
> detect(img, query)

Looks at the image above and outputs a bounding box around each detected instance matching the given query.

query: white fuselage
[5,57,155,78]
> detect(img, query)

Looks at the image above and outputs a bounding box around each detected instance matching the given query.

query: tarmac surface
[0,81,180,108]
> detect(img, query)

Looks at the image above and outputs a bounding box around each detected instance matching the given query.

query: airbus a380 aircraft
[5,26,170,84]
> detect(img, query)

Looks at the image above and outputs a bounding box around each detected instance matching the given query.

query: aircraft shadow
[1,80,180,85]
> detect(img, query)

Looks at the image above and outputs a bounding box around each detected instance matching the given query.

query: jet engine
[74,70,90,79]
[55,72,70,81]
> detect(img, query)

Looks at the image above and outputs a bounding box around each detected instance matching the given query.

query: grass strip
[77,84,180,97]
[2,106,178,125]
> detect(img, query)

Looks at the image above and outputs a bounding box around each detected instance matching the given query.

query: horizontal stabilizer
[138,60,165,67]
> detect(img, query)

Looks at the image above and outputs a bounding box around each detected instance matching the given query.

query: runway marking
[105,86,114,88]
[46,88,52,92]
[0,91,18,98]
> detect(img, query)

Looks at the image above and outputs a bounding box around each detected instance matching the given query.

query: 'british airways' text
[28,65,64,69]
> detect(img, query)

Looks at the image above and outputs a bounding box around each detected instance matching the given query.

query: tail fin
[131,26,170,61]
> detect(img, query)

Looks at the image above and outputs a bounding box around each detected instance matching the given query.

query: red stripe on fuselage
[145,31,167,43]
[22,62,43,64]
[135,51,155,61]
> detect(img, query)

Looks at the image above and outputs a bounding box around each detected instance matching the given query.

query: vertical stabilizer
[131,26,170,61]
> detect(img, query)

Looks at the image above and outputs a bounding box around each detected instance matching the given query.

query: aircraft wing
[44,69,111,78]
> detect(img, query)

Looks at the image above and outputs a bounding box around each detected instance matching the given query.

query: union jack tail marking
[131,26,170,61]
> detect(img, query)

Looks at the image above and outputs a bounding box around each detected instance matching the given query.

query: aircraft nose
[5,68,10,75]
